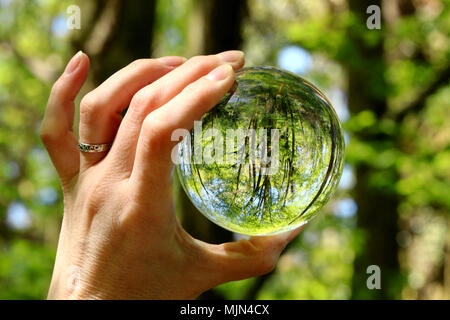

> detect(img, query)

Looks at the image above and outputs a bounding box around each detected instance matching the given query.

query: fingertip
[80,51,90,69]
[64,51,82,74]
[205,63,234,81]
[216,50,245,70]
[63,51,89,79]
[248,225,305,251]
[285,225,305,243]
[54,51,89,101]
[273,225,305,245]
[74,51,90,78]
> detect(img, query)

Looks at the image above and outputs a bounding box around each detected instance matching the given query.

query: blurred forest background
[0,0,449,299]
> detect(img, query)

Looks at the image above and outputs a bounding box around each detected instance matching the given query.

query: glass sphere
[176,66,345,235]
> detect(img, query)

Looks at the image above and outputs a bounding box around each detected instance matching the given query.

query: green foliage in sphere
[176,67,345,235]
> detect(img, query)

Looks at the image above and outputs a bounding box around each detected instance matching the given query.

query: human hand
[41,50,304,299]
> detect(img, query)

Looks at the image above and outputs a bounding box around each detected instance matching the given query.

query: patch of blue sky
[277,45,312,75]
[6,201,31,230]
[51,14,69,38]
[333,197,357,218]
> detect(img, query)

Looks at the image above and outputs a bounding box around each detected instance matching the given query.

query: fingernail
[206,64,233,81]
[217,50,244,63]
[65,51,83,74]
[158,56,187,67]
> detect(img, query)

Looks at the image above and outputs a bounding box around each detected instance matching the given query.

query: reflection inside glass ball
[176,66,345,235]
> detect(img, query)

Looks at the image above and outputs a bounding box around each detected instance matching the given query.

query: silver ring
[78,141,112,153]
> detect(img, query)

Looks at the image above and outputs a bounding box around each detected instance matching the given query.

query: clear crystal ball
[175,66,345,235]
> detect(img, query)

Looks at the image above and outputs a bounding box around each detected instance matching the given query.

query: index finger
[130,64,236,203]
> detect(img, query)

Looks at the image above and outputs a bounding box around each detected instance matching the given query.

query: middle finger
[111,50,245,170]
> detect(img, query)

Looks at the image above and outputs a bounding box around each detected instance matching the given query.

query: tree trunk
[175,0,248,247]
[75,0,156,85]
[202,0,248,54]
[173,0,248,300]
[347,0,401,299]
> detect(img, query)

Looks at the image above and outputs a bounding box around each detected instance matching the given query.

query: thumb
[40,51,89,186]
[196,225,305,287]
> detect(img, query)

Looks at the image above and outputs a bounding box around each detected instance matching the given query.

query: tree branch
[0,42,59,83]
[82,0,122,57]
[396,65,450,121]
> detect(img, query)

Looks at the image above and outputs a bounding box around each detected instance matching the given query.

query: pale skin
[41,50,304,299]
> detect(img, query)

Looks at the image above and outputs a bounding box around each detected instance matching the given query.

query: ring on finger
[78,141,112,153]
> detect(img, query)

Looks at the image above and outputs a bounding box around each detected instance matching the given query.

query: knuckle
[188,55,206,66]
[128,92,150,120]
[39,126,54,145]
[50,79,66,99]
[236,239,260,255]
[130,58,147,67]
[80,92,100,124]
[253,253,278,276]
[131,88,151,108]
[259,256,278,275]
[188,55,216,71]
[129,58,153,70]
[231,239,278,275]
[50,80,61,95]
[39,120,61,146]
[246,239,283,276]
[141,114,155,131]
[129,87,163,119]
[141,115,171,151]
[80,92,97,110]
[142,116,170,143]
